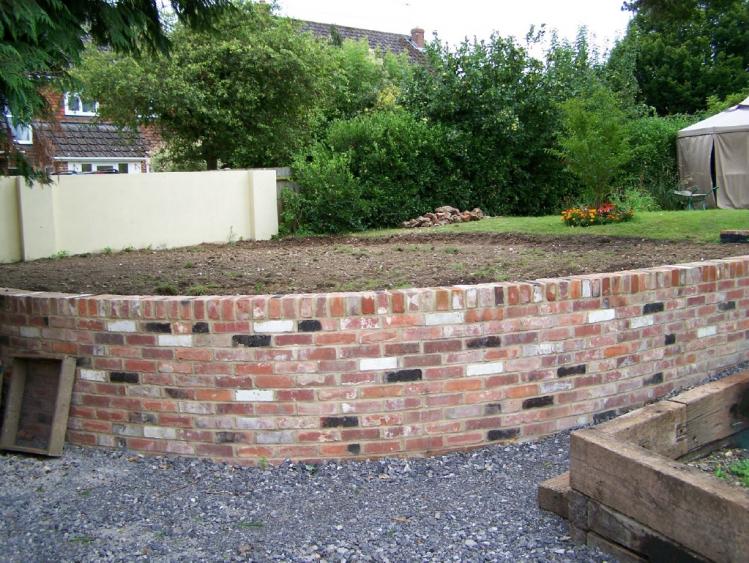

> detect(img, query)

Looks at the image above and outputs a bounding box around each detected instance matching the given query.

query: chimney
[410,27,425,49]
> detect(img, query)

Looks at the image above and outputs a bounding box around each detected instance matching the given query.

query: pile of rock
[401,206,485,228]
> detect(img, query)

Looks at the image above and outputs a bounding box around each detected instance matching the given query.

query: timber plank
[597,400,687,458]
[585,531,645,563]
[669,371,749,451]
[537,471,570,519]
[570,428,749,562]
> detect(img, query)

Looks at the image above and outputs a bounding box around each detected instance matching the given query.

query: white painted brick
[107,320,136,332]
[630,316,654,329]
[253,320,294,333]
[587,309,616,323]
[697,326,717,338]
[523,342,563,356]
[19,326,40,338]
[582,280,592,298]
[541,381,574,393]
[235,389,274,402]
[158,334,193,347]
[532,285,544,303]
[467,361,504,376]
[143,426,177,439]
[425,312,465,326]
[360,357,398,371]
[80,369,107,382]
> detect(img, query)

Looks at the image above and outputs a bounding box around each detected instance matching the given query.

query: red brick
[195,389,234,401]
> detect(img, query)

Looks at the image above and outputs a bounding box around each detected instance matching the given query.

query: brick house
[1,90,151,175]
[0,22,423,176]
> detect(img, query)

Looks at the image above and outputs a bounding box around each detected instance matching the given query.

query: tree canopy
[0,0,228,124]
[621,0,749,114]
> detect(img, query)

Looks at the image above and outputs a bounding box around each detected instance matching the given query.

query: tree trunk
[206,155,218,170]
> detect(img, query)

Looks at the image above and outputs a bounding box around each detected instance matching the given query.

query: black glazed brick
[76,356,92,367]
[0,335,8,346]
[145,322,172,333]
[466,336,501,349]
[593,410,618,424]
[718,301,736,311]
[484,403,502,415]
[321,416,359,428]
[494,287,504,305]
[232,334,271,347]
[42,316,49,326]
[129,412,156,424]
[216,432,241,444]
[487,428,519,441]
[664,334,676,346]
[298,320,322,332]
[643,302,664,315]
[192,322,210,334]
[347,443,361,455]
[386,369,422,383]
[165,388,190,399]
[644,372,664,386]
[110,371,139,384]
[557,364,586,377]
[95,333,123,345]
[522,396,554,409]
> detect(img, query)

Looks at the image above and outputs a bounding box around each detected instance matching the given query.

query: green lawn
[363,209,749,244]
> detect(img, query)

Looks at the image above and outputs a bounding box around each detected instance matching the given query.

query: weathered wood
[669,370,749,452]
[585,531,646,563]
[47,356,76,456]
[0,358,27,450]
[537,471,570,519]
[597,400,687,458]
[1,356,76,457]
[570,428,749,562]
[587,497,708,562]
[567,489,589,531]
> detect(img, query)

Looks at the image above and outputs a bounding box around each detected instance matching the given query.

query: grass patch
[716,459,749,488]
[238,521,264,529]
[362,209,749,244]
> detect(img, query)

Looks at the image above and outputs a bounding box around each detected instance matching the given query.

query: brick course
[2,256,749,464]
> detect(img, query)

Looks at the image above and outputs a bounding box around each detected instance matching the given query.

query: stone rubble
[401,206,485,228]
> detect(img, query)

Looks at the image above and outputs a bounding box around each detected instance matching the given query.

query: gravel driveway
[5,363,745,562]
[0,432,608,562]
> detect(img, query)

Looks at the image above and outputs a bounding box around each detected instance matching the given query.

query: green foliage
[610,187,660,212]
[622,0,749,114]
[288,146,366,234]
[705,89,749,116]
[622,114,693,209]
[288,109,459,233]
[76,3,334,169]
[1,1,227,127]
[402,33,576,215]
[553,85,632,206]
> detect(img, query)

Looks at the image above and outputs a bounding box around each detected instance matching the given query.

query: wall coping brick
[2,254,749,464]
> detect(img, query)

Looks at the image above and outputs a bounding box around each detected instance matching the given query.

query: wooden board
[570,428,749,562]
[0,356,76,457]
[669,370,749,452]
[587,497,708,562]
[585,531,646,563]
[597,400,687,459]
[537,471,570,519]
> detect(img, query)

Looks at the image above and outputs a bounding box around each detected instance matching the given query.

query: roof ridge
[295,18,409,39]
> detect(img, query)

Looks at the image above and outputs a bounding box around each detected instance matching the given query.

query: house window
[68,161,142,174]
[64,93,98,116]
[4,109,32,144]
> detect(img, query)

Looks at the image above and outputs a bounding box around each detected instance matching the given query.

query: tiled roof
[36,121,147,159]
[298,20,424,63]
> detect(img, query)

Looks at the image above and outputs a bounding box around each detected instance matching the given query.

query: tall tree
[1,0,228,123]
[76,3,335,169]
[621,0,749,114]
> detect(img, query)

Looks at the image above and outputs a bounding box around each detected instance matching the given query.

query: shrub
[561,202,634,227]
[288,109,463,233]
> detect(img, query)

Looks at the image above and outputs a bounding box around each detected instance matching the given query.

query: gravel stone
[1,363,745,562]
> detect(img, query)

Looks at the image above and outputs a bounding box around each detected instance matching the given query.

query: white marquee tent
[677,96,749,209]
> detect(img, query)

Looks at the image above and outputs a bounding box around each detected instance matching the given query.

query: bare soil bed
[0,232,745,296]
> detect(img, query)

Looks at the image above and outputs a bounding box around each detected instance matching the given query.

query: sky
[276,0,633,53]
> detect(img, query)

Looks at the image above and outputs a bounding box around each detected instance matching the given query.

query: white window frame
[4,109,32,144]
[66,160,142,174]
[64,93,99,116]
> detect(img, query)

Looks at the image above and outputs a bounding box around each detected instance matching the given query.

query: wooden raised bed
[539,371,749,562]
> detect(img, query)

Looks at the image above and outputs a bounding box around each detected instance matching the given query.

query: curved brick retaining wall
[1,256,749,464]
